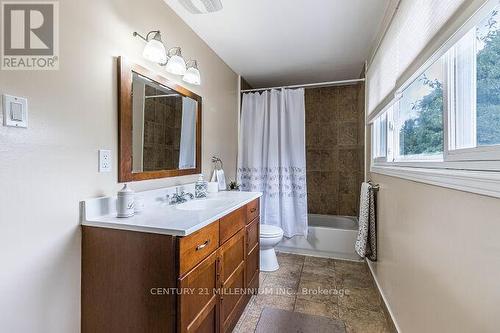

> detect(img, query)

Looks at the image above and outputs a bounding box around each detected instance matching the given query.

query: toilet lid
[260,224,283,238]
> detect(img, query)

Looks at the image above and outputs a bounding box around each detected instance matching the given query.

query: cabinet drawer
[246,217,259,253]
[219,206,246,244]
[179,222,219,276]
[246,199,259,223]
[178,250,219,332]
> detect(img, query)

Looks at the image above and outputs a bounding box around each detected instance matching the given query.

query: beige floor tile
[339,287,381,311]
[304,255,336,267]
[276,252,306,265]
[297,278,339,304]
[235,255,389,333]
[333,259,367,274]
[339,307,390,333]
[234,309,260,333]
[336,271,374,289]
[266,264,302,280]
[258,272,267,286]
[261,274,300,295]
[300,270,337,286]
[302,266,336,279]
[294,298,340,320]
[252,294,296,312]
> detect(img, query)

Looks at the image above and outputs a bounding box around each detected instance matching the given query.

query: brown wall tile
[305,84,364,216]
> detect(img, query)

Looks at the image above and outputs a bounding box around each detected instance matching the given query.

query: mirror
[118,57,202,182]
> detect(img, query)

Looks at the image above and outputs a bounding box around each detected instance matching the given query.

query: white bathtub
[277,214,362,261]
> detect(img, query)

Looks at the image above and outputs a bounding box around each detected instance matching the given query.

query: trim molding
[371,165,500,199]
[366,260,400,333]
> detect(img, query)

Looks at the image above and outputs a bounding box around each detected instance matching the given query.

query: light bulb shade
[142,38,167,64]
[165,47,186,75]
[183,62,201,85]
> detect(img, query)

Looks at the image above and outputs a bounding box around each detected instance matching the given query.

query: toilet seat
[260,224,283,238]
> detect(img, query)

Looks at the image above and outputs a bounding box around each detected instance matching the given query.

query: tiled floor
[233,252,392,333]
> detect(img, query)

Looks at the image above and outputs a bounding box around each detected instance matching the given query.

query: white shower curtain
[178,97,197,169]
[237,89,308,237]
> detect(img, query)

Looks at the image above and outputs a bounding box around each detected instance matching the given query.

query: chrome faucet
[167,187,194,205]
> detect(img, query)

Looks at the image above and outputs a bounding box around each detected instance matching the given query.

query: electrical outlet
[98,149,112,172]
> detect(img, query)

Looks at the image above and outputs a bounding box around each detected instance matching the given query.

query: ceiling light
[183,60,201,85]
[179,0,223,14]
[133,31,167,64]
[165,47,187,75]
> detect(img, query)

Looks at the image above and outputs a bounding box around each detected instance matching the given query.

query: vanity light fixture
[164,47,187,75]
[183,60,201,85]
[133,31,167,64]
[133,30,201,85]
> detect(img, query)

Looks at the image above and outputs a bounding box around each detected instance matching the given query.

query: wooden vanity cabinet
[82,198,260,333]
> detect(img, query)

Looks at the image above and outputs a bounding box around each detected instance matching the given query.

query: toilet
[259,224,284,272]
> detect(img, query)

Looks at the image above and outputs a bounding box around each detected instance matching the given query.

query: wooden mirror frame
[118,56,202,182]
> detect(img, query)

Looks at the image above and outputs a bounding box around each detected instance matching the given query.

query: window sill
[371,164,500,199]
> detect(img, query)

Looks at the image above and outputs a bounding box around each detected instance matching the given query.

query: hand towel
[355,182,377,260]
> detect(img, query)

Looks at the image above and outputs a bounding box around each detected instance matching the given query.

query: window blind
[366,0,488,120]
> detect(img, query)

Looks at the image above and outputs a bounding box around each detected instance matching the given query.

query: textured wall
[0,0,238,331]
[305,84,364,216]
[369,173,500,333]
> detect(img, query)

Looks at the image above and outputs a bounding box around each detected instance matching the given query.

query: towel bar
[368,180,380,192]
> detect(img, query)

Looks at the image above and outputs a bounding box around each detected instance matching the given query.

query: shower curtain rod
[240,78,365,93]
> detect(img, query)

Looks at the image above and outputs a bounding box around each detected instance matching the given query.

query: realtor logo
[1,1,59,70]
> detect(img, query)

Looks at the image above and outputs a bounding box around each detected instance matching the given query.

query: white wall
[0,0,239,331]
[369,173,500,332]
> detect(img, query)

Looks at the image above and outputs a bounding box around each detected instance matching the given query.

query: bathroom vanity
[81,190,261,333]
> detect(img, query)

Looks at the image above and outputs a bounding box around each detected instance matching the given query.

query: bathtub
[277,214,362,261]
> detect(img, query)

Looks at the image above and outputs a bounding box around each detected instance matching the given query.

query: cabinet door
[219,206,246,244]
[178,250,219,333]
[219,228,246,332]
[245,217,260,291]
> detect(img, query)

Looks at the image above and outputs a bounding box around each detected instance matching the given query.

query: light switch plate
[98,149,112,173]
[3,94,28,128]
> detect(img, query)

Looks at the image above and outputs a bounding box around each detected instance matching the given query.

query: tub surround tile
[305,84,364,216]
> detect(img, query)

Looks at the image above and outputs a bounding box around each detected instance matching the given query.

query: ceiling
[164,0,390,88]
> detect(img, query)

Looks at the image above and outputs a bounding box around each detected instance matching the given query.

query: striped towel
[355,182,377,260]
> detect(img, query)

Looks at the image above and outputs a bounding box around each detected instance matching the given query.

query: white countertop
[81,190,262,236]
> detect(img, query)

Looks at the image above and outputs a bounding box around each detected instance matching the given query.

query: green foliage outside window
[400,9,500,155]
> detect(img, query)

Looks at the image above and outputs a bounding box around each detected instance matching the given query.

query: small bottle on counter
[117,184,135,218]
[195,174,208,199]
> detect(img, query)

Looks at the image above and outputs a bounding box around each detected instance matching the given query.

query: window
[476,8,500,146]
[395,58,445,161]
[372,112,387,160]
[372,3,500,168]
[448,5,500,155]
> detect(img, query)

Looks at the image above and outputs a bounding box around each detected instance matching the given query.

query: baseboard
[276,247,363,262]
[366,260,401,333]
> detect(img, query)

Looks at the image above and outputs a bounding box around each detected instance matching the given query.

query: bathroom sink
[175,199,226,211]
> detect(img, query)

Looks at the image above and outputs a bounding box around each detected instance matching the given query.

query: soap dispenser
[117,184,135,218]
[195,174,208,199]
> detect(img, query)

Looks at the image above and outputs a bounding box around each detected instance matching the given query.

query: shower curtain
[237,89,308,237]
